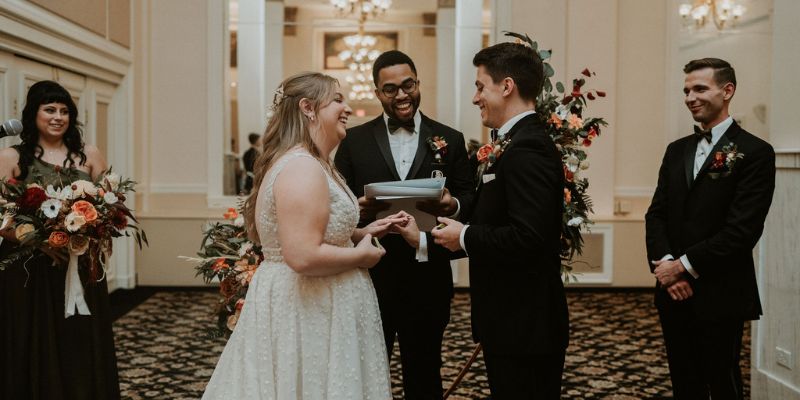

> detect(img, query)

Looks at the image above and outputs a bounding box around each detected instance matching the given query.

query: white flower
[65,212,87,232]
[580,161,590,170]
[40,199,63,219]
[103,173,121,191]
[1,213,12,230]
[234,215,245,227]
[238,242,253,257]
[565,154,580,173]
[46,185,73,201]
[103,192,119,205]
[556,104,569,120]
[70,180,98,198]
[567,216,584,227]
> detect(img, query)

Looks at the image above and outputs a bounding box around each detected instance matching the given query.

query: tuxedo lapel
[684,138,696,188]
[371,117,402,181]
[407,114,433,180]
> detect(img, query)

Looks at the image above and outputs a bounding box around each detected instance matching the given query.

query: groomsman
[646,58,775,399]
[432,42,569,398]
[334,50,473,399]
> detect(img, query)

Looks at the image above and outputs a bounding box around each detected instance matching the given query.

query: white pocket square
[482,173,496,184]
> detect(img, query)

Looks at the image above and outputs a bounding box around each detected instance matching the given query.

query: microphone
[0,119,23,139]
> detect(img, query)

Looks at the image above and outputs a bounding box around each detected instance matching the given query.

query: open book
[364,178,445,231]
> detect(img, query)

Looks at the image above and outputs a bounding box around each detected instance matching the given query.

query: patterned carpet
[113,290,750,399]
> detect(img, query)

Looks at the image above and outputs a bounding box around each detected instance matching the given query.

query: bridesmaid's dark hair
[13,80,86,180]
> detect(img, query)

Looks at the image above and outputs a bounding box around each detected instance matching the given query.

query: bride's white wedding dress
[203,150,391,399]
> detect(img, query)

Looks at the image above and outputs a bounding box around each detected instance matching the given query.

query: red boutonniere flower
[708,143,745,178]
[426,136,448,162]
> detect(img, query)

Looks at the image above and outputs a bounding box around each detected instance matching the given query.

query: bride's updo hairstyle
[244,72,339,243]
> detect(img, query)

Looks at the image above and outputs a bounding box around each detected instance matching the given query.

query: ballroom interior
[1,0,798,398]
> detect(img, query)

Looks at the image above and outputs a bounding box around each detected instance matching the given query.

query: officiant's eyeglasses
[380,79,419,98]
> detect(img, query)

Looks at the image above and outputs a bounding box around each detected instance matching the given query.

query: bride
[203,72,405,399]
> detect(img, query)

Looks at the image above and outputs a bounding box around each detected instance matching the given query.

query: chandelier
[678,0,746,31]
[330,0,391,18]
[332,0,392,101]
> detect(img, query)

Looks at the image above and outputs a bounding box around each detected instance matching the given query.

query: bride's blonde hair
[244,72,340,243]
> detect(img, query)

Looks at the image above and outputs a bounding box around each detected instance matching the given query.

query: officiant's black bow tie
[388,117,415,133]
[490,129,499,142]
[693,125,712,143]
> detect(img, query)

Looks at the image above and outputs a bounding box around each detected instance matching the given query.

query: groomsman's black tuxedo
[646,121,775,399]
[334,112,473,399]
[464,114,569,398]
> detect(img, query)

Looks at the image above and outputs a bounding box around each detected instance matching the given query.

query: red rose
[18,187,48,211]
[476,144,494,163]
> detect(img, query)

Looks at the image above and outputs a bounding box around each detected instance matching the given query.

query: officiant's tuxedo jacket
[645,121,775,321]
[335,113,474,303]
[463,114,570,356]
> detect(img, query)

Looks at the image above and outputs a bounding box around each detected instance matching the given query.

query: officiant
[334,50,474,399]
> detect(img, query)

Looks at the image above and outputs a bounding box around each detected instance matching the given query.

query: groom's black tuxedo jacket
[335,113,474,302]
[463,114,569,356]
[645,121,775,321]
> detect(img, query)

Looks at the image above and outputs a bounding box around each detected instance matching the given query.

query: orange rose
[223,207,238,220]
[48,231,69,248]
[71,200,98,222]
[476,144,494,163]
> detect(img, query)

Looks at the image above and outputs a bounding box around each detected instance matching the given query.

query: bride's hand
[389,211,420,249]
[354,214,408,242]
[355,233,385,269]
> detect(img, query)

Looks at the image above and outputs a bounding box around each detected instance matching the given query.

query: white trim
[207,0,227,207]
[208,195,239,209]
[614,186,655,197]
[565,223,614,284]
[150,183,208,194]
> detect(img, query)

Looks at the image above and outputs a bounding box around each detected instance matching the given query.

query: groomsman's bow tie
[490,129,499,142]
[388,117,415,133]
[693,125,712,143]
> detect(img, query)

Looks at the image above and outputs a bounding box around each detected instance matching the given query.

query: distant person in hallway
[432,41,569,399]
[335,50,474,399]
[241,132,260,194]
[0,80,120,400]
[645,58,776,399]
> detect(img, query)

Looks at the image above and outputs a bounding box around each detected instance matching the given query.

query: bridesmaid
[0,81,120,400]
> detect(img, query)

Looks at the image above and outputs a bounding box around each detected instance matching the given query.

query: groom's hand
[431,216,463,252]
[653,258,686,287]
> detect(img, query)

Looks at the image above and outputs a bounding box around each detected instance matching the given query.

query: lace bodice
[255,149,359,261]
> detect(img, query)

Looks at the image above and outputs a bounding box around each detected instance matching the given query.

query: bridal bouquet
[0,169,147,316]
[186,208,262,338]
[506,32,608,280]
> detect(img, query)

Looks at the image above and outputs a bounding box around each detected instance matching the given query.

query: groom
[335,50,474,399]
[432,42,569,398]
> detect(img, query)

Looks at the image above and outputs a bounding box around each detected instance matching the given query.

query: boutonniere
[426,136,448,163]
[709,143,744,178]
[475,136,512,184]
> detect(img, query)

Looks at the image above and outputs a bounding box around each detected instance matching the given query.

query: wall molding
[149,183,208,194]
[615,186,655,197]
[566,223,614,284]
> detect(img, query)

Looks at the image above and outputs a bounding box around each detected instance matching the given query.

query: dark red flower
[18,187,48,211]
[587,92,596,100]
[571,86,582,98]
[596,90,606,97]
[582,68,591,77]
[563,164,574,182]
[112,210,128,229]
[562,95,573,105]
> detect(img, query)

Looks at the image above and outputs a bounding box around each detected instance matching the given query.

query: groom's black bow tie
[388,117,415,133]
[490,129,499,142]
[693,125,712,143]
